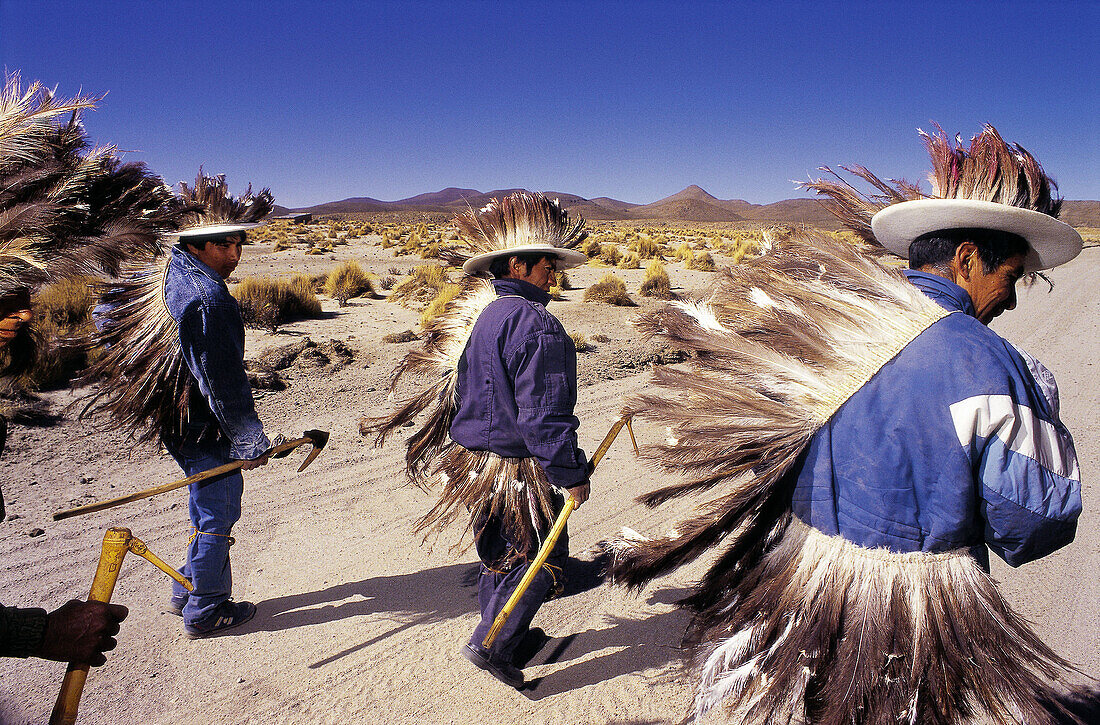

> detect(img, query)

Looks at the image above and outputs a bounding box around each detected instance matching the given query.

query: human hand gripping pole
[49,528,192,725]
[481,415,638,649]
[51,430,330,521]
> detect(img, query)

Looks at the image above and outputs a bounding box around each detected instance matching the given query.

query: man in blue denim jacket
[163,223,270,638]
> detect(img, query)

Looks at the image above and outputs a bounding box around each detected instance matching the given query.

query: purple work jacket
[449,278,589,488]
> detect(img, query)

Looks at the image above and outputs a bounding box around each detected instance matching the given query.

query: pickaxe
[482,415,637,649]
[52,430,330,521]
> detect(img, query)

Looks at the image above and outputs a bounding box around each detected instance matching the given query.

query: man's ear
[507,256,523,275]
[953,241,979,281]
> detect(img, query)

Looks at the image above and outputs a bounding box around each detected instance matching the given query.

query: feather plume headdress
[0,74,176,298]
[77,171,273,442]
[439,191,588,276]
[601,229,1079,723]
[802,123,1081,271]
[363,192,586,563]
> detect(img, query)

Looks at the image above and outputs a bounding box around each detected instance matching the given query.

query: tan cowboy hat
[872,199,1083,272]
[462,243,588,276]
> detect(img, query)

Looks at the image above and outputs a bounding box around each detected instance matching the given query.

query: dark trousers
[468,491,567,665]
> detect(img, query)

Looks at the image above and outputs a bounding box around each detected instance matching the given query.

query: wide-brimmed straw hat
[872,199,1083,272]
[462,243,587,276]
[803,123,1083,272]
[441,192,589,278]
[175,222,264,240]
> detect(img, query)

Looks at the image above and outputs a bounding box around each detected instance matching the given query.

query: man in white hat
[604,126,1085,724]
[160,175,274,638]
[363,192,591,689]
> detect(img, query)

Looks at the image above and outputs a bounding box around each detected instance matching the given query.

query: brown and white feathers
[364,192,587,561]
[77,171,272,442]
[802,123,1064,249]
[0,74,177,298]
[439,191,587,269]
[603,229,950,591]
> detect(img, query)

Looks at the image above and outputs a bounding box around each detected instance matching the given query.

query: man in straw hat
[602,125,1084,724]
[363,192,590,689]
[81,172,275,638]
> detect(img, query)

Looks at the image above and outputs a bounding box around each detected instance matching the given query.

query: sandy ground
[1,236,1097,724]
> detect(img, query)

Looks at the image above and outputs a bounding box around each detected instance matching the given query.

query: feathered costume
[362,192,587,562]
[77,171,273,442]
[601,127,1084,724]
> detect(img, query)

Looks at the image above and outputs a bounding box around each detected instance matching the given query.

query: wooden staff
[482,415,637,648]
[50,528,191,725]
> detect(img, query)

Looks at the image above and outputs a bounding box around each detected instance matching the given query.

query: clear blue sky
[3,1,1097,208]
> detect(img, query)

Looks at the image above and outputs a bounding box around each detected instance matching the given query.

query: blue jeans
[468,491,568,664]
[164,433,244,626]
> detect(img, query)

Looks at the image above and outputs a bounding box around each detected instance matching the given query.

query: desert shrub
[583,272,635,306]
[24,277,98,389]
[617,251,640,269]
[580,237,603,259]
[598,244,622,266]
[273,239,293,252]
[389,264,451,307]
[323,261,376,306]
[380,232,394,249]
[379,275,397,290]
[672,242,694,262]
[570,332,591,353]
[593,334,610,343]
[629,237,663,259]
[387,266,402,276]
[233,275,323,332]
[419,282,461,327]
[687,251,717,271]
[419,242,441,259]
[639,260,672,299]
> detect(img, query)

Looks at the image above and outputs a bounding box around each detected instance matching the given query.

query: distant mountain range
[273,185,1100,227]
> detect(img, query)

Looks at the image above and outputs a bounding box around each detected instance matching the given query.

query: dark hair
[908,228,1029,273]
[487,252,551,279]
[181,231,246,253]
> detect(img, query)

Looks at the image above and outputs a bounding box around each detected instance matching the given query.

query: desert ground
[1,225,1097,724]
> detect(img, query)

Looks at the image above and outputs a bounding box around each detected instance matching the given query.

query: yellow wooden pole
[49,528,191,725]
[49,528,131,725]
[482,415,634,649]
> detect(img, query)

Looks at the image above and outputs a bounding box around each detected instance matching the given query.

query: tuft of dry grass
[419,282,462,327]
[617,251,640,269]
[233,275,324,332]
[639,259,673,299]
[629,236,664,259]
[388,264,452,308]
[323,261,376,306]
[583,272,635,306]
[24,277,98,389]
[686,251,717,271]
[570,332,591,353]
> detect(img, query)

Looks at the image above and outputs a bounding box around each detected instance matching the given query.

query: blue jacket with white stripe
[791,270,1081,567]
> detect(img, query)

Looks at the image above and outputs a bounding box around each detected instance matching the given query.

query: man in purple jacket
[452,245,590,689]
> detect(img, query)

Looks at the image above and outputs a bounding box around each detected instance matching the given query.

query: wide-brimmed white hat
[872,199,1083,272]
[462,243,587,276]
[175,222,264,240]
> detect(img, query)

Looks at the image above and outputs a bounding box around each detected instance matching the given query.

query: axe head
[296,429,330,472]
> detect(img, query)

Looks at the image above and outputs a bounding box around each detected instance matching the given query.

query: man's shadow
[521,587,693,699]
[250,556,609,669]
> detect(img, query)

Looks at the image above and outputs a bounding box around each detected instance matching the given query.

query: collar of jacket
[491,277,551,306]
[903,269,976,318]
[171,244,229,289]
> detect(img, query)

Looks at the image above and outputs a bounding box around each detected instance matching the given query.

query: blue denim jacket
[450,278,589,488]
[163,246,270,460]
[791,269,1080,567]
